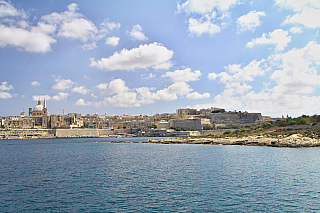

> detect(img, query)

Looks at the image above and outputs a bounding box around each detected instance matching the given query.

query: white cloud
[96,83,108,90]
[71,86,89,95]
[180,0,239,13]
[90,42,174,71]
[32,95,52,101]
[186,92,210,99]
[102,79,129,95]
[0,81,15,100]
[289,26,303,34]
[208,72,218,80]
[106,36,120,46]
[274,0,320,12]
[81,42,97,50]
[58,18,97,42]
[41,3,101,43]
[52,92,69,101]
[155,82,193,101]
[52,79,74,90]
[100,20,121,32]
[270,41,320,95]
[283,8,320,28]
[210,59,267,84]
[0,91,12,99]
[237,10,266,32]
[0,81,13,91]
[162,68,202,82]
[0,23,57,53]
[0,0,25,17]
[126,24,148,41]
[31,81,41,86]
[104,91,139,107]
[188,18,221,36]
[246,29,292,51]
[198,41,320,117]
[96,78,210,107]
[75,98,92,106]
[67,3,78,12]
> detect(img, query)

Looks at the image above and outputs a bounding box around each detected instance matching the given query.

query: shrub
[223,130,232,135]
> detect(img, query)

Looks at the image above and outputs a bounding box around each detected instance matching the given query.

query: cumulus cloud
[100,20,121,33]
[275,0,320,28]
[246,29,292,51]
[101,79,129,95]
[96,83,109,90]
[0,0,25,17]
[95,78,207,107]
[58,18,97,42]
[0,2,101,52]
[289,27,303,34]
[103,91,139,107]
[52,79,74,90]
[52,92,69,101]
[186,92,210,99]
[274,0,320,12]
[208,72,218,80]
[71,86,89,95]
[270,41,320,95]
[178,0,238,37]
[198,41,320,117]
[0,81,13,91]
[90,42,174,71]
[105,36,120,46]
[162,68,201,82]
[32,95,52,101]
[155,82,193,101]
[179,0,239,13]
[41,4,97,42]
[126,24,148,41]
[188,18,221,36]
[75,98,92,106]
[31,81,41,86]
[283,8,320,28]
[0,23,57,53]
[0,81,14,99]
[237,10,266,32]
[0,91,12,99]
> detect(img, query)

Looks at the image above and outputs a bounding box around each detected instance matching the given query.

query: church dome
[33,104,43,112]
[33,98,44,112]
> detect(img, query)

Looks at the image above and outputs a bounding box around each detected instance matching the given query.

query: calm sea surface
[1,137,320,212]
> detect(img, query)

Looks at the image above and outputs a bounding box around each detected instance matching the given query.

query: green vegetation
[221,115,320,139]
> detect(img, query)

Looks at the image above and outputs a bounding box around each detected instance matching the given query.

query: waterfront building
[28,98,49,128]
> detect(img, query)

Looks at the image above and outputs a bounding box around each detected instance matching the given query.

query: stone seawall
[55,129,99,137]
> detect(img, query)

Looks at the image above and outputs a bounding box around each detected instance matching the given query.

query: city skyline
[1,0,320,117]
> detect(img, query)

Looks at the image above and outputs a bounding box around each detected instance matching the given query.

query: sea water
[1,138,320,212]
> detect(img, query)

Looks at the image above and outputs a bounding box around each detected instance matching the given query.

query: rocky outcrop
[139,134,320,148]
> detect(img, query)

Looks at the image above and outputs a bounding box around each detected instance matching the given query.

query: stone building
[170,118,212,131]
[27,98,49,128]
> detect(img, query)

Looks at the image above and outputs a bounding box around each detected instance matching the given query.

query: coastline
[137,134,320,148]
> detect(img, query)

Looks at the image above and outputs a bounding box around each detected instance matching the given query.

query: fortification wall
[171,119,202,130]
[0,129,54,137]
[55,129,99,137]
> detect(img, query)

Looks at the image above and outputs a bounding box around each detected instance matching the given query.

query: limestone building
[28,98,49,128]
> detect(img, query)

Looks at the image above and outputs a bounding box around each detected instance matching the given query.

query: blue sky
[0,0,320,117]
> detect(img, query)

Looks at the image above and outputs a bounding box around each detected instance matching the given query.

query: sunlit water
[1,138,320,212]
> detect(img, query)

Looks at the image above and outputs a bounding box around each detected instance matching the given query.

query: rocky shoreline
[136,134,320,148]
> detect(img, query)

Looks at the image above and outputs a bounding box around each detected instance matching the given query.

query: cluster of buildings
[0,99,269,137]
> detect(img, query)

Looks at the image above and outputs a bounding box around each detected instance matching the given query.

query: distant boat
[116,135,122,138]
